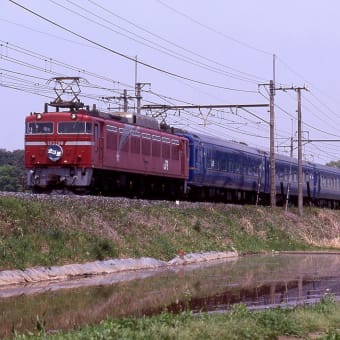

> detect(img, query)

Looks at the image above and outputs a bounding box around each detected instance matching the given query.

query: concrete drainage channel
[0,251,238,287]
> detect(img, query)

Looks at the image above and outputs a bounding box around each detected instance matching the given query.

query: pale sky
[1,0,340,164]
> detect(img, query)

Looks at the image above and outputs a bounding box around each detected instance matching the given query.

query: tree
[326,160,340,169]
[0,164,24,192]
[0,149,25,192]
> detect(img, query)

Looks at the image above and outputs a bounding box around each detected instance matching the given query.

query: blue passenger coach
[177,131,340,207]
[314,163,340,207]
[177,132,268,202]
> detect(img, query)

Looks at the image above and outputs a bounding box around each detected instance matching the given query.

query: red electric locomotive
[25,102,189,198]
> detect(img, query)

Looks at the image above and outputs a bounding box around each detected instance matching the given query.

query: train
[25,102,340,208]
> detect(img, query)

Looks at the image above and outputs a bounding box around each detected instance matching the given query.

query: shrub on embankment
[0,193,340,270]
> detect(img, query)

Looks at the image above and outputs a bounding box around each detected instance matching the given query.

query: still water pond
[1,253,340,337]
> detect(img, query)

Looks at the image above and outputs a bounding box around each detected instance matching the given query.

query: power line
[156,0,273,56]
[54,0,261,84]
[9,0,257,93]
[1,41,128,86]
[86,0,267,83]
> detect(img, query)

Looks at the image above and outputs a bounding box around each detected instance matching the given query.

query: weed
[92,239,118,261]
[192,219,201,232]
[34,314,46,335]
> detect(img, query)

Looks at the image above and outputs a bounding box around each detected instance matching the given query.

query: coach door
[195,142,205,182]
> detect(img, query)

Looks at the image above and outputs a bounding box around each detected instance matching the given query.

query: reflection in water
[1,254,340,338]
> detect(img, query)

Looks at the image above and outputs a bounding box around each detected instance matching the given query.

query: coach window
[228,161,234,173]
[220,159,227,172]
[293,172,297,182]
[235,162,241,174]
[206,150,212,169]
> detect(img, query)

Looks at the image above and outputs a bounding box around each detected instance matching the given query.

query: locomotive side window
[58,122,92,134]
[171,139,180,160]
[162,137,171,158]
[152,135,161,157]
[131,134,140,154]
[106,125,117,150]
[118,128,130,152]
[118,135,129,152]
[142,133,151,155]
[107,133,117,150]
[26,122,53,134]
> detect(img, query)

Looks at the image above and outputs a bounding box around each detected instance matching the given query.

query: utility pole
[285,136,294,211]
[123,89,128,112]
[296,87,304,216]
[269,80,276,207]
[135,82,151,114]
[278,85,307,216]
[102,89,135,112]
[135,82,142,115]
[270,54,276,207]
[258,78,276,207]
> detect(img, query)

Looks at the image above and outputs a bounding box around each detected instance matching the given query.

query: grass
[9,295,340,339]
[1,195,340,270]
[2,195,340,338]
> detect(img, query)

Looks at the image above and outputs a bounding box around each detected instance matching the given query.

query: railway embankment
[0,191,340,275]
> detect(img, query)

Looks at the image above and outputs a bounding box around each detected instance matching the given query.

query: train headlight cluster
[71,113,77,120]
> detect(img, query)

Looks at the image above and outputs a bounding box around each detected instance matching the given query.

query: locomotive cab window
[26,122,53,134]
[58,122,92,134]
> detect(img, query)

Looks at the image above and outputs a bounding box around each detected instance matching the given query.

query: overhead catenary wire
[8,0,258,93]
[0,40,132,89]
[0,41,278,147]
[86,0,268,84]
[50,0,262,84]
[1,40,269,137]
[156,0,273,56]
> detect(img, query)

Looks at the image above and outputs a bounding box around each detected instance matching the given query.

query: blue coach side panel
[314,163,340,200]
[177,132,267,194]
[275,154,317,201]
